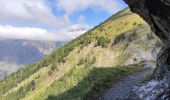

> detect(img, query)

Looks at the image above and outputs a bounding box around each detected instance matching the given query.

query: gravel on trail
[99,68,153,100]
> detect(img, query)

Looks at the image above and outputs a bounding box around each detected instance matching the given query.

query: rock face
[124,0,170,42]
[124,0,170,99]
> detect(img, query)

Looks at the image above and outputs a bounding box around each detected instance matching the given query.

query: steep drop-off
[0,9,162,100]
[0,40,64,79]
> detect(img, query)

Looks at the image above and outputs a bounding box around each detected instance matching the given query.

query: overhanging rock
[123,0,170,80]
[124,0,170,99]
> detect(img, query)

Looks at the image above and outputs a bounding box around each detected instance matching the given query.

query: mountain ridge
[0,39,65,79]
[0,8,162,100]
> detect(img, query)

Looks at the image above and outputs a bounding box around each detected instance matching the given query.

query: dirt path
[99,67,153,100]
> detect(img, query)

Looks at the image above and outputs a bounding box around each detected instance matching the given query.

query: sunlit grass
[0,8,155,100]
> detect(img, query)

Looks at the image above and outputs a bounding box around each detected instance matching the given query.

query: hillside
[0,8,162,100]
[0,39,64,79]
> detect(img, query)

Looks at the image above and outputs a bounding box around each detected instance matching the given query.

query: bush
[155,40,162,48]
[138,23,143,26]
[48,70,53,76]
[29,80,36,91]
[51,63,58,71]
[113,33,126,45]
[133,22,137,26]
[77,58,84,66]
[96,37,110,47]
[113,32,138,46]
[79,39,91,46]
[128,32,138,42]
[147,32,155,40]
[91,56,96,64]
[99,27,104,32]
[3,80,36,100]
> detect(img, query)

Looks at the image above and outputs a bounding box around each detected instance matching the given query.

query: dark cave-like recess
[166,49,170,66]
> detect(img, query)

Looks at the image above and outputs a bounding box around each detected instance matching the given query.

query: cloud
[0,0,125,42]
[58,24,91,39]
[56,0,123,15]
[0,0,125,26]
[0,0,125,28]
[0,0,70,26]
[0,25,60,41]
[0,24,90,41]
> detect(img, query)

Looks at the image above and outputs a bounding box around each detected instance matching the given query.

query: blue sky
[0,0,127,41]
[48,0,127,28]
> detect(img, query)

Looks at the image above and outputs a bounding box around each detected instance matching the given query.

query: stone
[123,0,170,80]
[124,0,170,99]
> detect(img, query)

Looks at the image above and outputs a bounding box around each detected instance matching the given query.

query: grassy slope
[0,8,160,100]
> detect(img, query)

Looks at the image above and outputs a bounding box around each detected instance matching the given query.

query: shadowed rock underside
[124,0,170,99]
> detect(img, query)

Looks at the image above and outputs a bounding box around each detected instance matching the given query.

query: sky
[0,0,127,41]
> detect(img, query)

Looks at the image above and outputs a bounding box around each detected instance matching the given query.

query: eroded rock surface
[124,0,170,42]
[134,77,170,100]
[124,0,170,99]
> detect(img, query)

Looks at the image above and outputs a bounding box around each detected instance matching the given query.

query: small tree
[51,62,58,71]
[77,58,84,66]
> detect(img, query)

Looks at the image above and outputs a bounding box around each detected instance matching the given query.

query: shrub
[113,32,138,46]
[48,70,53,76]
[99,27,104,32]
[51,63,58,71]
[155,40,162,48]
[147,32,155,40]
[96,37,110,47]
[3,80,36,100]
[124,22,128,25]
[133,22,137,26]
[29,80,36,91]
[113,33,126,45]
[138,23,143,26]
[91,56,96,64]
[77,58,85,66]
[128,31,138,42]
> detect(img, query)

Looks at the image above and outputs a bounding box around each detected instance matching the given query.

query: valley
[0,39,64,79]
[0,8,162,100]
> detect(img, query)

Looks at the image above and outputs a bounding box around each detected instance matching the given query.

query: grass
[2,80,36,100]
[44,63,144,100]
[140,74,152,83]
[135,40,150,51]
[0,8,157,100]
[0,8,146,95]
[3,66,50,96]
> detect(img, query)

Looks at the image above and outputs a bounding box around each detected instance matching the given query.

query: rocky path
[99,67,154,100]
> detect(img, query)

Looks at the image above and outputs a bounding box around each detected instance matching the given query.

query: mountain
[0,39,64,79]
[0,62,18,79]
[0,8,162,100]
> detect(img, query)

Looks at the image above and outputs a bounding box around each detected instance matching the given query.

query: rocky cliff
[124,0,170,99]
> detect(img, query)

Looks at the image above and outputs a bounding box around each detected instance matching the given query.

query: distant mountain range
[0,9,163,100]
[0,24,90,79]
[0,39,65,78]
